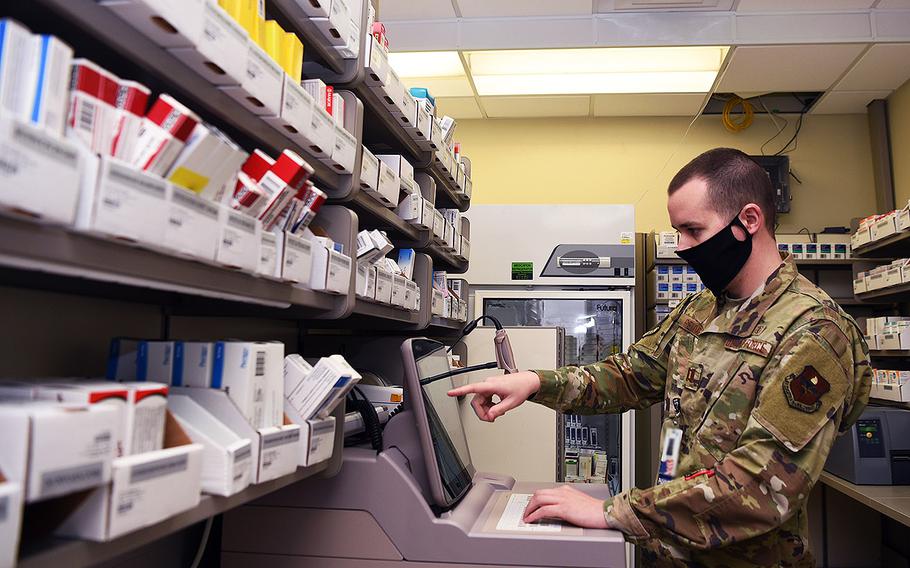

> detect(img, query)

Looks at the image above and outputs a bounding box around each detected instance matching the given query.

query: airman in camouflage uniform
[531,253,871,567]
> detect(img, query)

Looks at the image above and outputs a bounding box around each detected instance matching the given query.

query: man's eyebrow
[675,222,702,230]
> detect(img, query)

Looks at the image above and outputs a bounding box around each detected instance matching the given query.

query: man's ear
[740,203,764,235]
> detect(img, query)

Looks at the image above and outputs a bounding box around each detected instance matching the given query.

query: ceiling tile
[717,44,866,93]
[736,0,875,11]
[876,0,910,8]
[455,0,593,18]
[377,0,457,20]
[836,43,910,90]
[592,93,706,115]
[480,96,591,118]
[811,90,891,113]
[399,76,475,97]
[436,97,484,119]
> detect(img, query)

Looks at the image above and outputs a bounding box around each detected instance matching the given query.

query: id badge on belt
[657,427,683,485]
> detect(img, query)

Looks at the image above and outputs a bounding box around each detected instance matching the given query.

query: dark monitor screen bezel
[405,338,475,510]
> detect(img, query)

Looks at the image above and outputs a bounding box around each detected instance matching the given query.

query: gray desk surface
[820,471,910,526]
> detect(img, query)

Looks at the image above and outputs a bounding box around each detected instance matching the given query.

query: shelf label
[511,261,533,281]
[41,462,105,498]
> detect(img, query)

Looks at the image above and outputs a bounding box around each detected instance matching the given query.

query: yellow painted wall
[456,114,877,233]
[890,78,910,207]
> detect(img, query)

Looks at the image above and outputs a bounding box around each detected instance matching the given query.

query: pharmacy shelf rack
[18,464,329,568]
[857,283,910,303]
[27,0,353,197]
[0,215,347,315]
[870,350,910,358]
[428,162,470,213]
[18,401,347,568]
[853,231,910,259]
[268,0,349,77]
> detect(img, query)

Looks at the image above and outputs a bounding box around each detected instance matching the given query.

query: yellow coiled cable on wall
[722,96,754,133]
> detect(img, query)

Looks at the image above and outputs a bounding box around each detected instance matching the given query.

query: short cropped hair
[668,148,777,232]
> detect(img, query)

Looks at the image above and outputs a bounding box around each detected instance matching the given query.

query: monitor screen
[413,340,474,507]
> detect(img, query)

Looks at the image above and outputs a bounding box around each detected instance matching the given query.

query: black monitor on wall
[750,155,791,214]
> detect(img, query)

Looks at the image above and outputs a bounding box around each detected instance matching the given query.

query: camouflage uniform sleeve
[530,297,691,415]
[601,317,870,550]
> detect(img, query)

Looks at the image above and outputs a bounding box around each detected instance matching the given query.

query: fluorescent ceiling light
[388,51,466,78]
[466,46,728,95]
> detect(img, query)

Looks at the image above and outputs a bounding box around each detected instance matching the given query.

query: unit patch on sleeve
[783,366,831,413]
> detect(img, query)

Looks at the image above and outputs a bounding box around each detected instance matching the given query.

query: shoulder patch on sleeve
[754,334,848,452]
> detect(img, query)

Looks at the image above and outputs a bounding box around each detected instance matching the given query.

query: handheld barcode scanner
[423,316,517,386]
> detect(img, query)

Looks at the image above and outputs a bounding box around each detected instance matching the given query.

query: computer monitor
[402,338,475,509]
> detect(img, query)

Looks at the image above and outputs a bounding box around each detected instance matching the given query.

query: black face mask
[676,214,752,297]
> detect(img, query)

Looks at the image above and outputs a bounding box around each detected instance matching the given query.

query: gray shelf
[819,471,910,528]
[853,231,910,259]
[426,244,469,274]
[269,0,348,76]
[429,316,464,331]
[18,461,329,568]
[0,216,339,312]
[352,299,420,324]
[347,191,426,244]
[33,0,345,193]
[428,162,470,212]
[857,283,910,303]
[870,350,910,357]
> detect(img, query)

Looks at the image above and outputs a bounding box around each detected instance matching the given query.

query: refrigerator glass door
[474,290,633,496]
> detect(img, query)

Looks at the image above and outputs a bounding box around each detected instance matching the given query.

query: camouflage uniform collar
[703,253,797,337]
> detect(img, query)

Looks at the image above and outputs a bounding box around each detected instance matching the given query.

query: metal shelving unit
[857,283,910,303]
[853,231,910,259]
[870,350,910,357]
[6,0,477,562]
[0,216,340,312]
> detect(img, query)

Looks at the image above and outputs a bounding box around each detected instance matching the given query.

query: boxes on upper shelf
[102,0,206,48]
[169,1,248,86]
[218,40,283,117]
[655,231,678,258]
[871,213,899,242]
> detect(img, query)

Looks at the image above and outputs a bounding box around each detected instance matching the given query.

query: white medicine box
[360,147,380,193]
[102,0,205,48]
[0,402,119,503]
[0,480,22,568]
[364,35,390,87]
[258,231,281,280]
[174,388,300,484]
[0,118,83,225]
[167,394,253,497]
[375,268,393,304]
[327,126,357,174]
[281,232,314,285]
[310,245,352,294]
[77,157,172,247]
[164,186,222,262]
[216,206,262,274]
[219,41,283,117]
[301,106,336,160]
[267,76,315,143]
[356,262,376,300]
[376,161,400,207]
[56,412,204,541]
[169,1,247,85]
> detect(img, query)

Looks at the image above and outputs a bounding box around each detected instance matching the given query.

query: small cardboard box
[164,186,222,261]
[669,266,685,283]
[218,41,283,117]
[173,341,214,388]
[359,147,380,192]
[102,0,205,48]
[327,126,357,173]
[0,480,23,568]
[853,275,867,295]
[258,231,281,280]
[376,161,400,207]
[852,227,872,249]
[77,157,171,247]
[431,288,445,316]
[173,388,300,484]
[281,231,314,285]
[265,75,315,142]
[391,274,407,308]
[871,214,898,242]
[169,1,247,85]
[167,393,253,497]
[669,282,684,300]
[56,412,203,541]
[404,279,419,311]
[884,265,903,288]
[216,206,262,273]
[0,402,119,503]
[375,268,393,304]
[0,118,83,224]
[364,35,390,87]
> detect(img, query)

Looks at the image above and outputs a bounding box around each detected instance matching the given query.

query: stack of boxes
[653,263,706,303]
[854,259,910,296]
[864,316,910,352]
[354,230,420,312]
[0,23,356,295]
[430,271,467,321]
[852,202,910,251]
[778,234,851,259]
